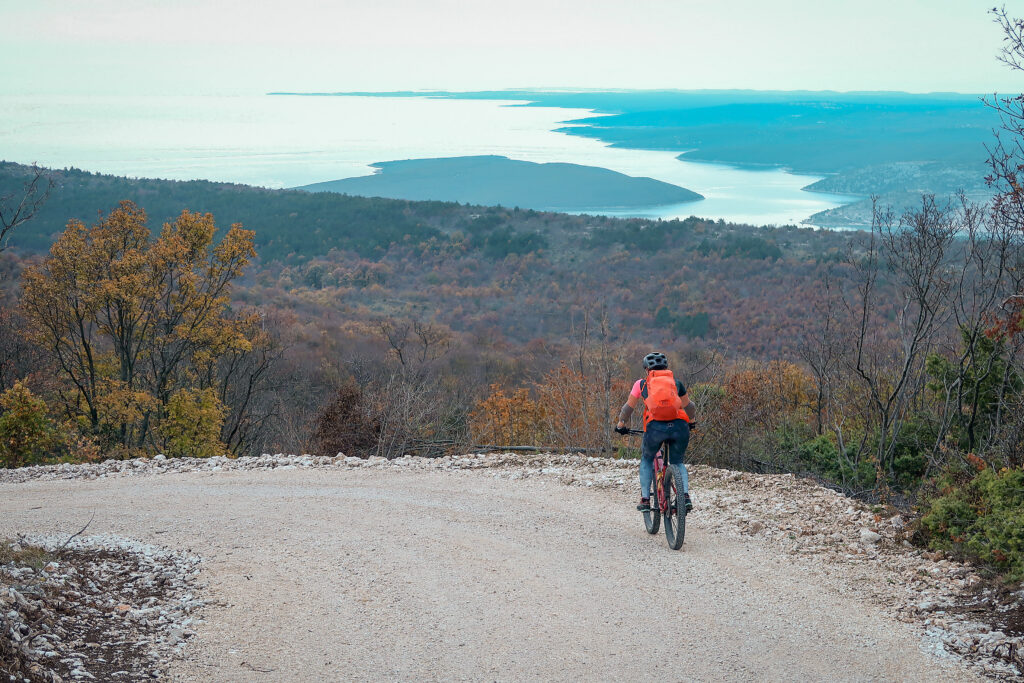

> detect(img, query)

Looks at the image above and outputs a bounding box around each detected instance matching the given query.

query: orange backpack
[643,369,685,424]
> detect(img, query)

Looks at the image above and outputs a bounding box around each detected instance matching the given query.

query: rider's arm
[615,393,640,429]
[681,393,695,422]
[677,379,695,423]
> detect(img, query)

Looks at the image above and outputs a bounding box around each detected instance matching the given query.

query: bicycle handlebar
[615,423,697,436]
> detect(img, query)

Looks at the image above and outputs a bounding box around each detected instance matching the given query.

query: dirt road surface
[0,466,976,681]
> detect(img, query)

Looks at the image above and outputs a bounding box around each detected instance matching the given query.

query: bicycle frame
[652,443,670,513]
[623,428,671,512]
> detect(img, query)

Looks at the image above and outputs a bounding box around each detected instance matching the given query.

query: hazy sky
[0,0,1016,95]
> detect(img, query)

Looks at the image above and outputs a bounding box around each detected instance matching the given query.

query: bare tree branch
[0,164,53,252]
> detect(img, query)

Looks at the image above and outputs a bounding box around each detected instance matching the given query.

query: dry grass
[0,538,55,571]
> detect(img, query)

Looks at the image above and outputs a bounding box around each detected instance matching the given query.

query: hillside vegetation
[299,155,702,210]
[0,160,856,358]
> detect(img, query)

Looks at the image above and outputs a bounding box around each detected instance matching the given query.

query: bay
[0,94,855,226]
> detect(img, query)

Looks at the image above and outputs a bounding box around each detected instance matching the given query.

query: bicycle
[619,428,687,550]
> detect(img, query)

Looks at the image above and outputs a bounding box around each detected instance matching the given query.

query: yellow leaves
[160,209,217,259]
[0,381,54,468]
[721,360,814,423]
[534,363,624,449]
[159,388,227,459]
[470,364,627,449]
[65,431,102,463]
[94,380,156,431]
[213,224,256,271]
[19,200,261,454]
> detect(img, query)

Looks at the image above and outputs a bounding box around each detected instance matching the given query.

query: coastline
[1,92,865,226]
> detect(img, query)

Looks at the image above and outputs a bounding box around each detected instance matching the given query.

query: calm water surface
[0,94,855,226]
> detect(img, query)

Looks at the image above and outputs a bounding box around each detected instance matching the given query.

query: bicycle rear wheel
[663,463,686,550]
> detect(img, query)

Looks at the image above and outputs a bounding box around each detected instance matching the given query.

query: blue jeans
[640,419,690,498]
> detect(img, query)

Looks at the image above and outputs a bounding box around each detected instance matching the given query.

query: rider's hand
[614,425,629,435]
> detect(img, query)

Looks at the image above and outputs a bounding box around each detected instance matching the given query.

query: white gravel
[0,453,1015,681]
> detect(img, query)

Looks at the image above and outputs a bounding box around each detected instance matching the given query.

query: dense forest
[0,158,861,357]
[2,9,1024,584]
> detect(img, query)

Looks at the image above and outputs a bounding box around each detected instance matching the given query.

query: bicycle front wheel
[663,464,686,550]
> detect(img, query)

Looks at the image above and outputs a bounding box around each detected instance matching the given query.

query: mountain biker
[615,352,694,514]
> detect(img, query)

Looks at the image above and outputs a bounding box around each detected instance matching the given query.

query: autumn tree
[20,201,260,457]
[211,310,285,454]
[318,315,468,459]
[469,384,546,446]
[313,382,381,457]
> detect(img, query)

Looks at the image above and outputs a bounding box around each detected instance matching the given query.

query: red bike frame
[652,444,670,513]
[625,428,671,513]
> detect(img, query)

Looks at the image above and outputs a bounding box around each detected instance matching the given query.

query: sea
[0,94,857,227]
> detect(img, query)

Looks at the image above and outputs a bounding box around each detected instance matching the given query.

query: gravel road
[0,466,977,682]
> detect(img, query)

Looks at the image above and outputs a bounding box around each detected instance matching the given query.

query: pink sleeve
[630,380,643,398]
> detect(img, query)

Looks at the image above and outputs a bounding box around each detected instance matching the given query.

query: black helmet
[642,352,668,371]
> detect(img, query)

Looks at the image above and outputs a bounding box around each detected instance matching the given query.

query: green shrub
[0,382,55,468]
[475,227,548,259]
[158,388,227,458]
[794,433,876,490]
[919,465,1024,581]
[654,306,710,339]
[861,416,936,491]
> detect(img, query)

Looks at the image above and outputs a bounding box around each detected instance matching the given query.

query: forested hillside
[0,160,857,358]
[0,162,459,259]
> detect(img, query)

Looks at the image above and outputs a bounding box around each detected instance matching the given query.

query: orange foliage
[535,364,628,450]
[469,384,546,446]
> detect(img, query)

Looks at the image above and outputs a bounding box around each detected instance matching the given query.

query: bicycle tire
[663,463,686,550]
[643,489,661,535]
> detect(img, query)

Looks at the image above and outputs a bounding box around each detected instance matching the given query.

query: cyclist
[615,352,694,513]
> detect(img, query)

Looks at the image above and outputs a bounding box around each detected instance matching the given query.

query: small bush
[794,434,876,490]
[313,382,380,458]
[159,388,227,458]
[469,384,546,446]
[919,465,1024,581]
[0,539,56,570]
[0,381,55,468]
[65,431,103,463]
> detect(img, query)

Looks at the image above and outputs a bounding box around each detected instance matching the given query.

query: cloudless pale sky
[0,0,1016,95]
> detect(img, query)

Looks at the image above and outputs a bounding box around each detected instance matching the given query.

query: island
[296,155,703,211]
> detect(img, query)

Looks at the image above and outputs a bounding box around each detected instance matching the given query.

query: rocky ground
[1,534,202,682]
[2,451,1021,680]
